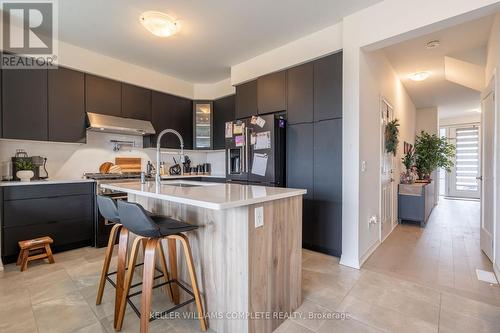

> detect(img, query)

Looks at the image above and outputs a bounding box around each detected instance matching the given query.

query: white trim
[359,239,381,266]
[494,262,500,282]
[339,257,361,270]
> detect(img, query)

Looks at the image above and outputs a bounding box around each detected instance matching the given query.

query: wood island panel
[127,194,303,333]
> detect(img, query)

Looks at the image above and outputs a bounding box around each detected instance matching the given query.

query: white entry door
[447,125,481,199]
[380,99,395,241]
[480,78,495,261]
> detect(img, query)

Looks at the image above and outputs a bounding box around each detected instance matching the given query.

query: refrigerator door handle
[244,127,249,173]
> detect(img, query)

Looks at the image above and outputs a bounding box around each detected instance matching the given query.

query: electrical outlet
[255,206,264,228]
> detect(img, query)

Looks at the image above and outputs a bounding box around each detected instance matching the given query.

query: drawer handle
[47,221,58,224]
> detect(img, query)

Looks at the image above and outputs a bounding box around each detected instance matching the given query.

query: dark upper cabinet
[48,67,86,143]
[85,74,121,117]
[213,95,235,150]
[235,80,257,119]
[148,91,193,149]
[286,123,314,247]
[257,71,286,114]
[314,52,342,121]
[313,118,342,256]
[2,64,48,141]
[121,83,151,120]
[287,63,314,124]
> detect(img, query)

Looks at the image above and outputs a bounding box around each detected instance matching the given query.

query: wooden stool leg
[20,250,29,272]
[44,244,55,264]
[116,236,143,331]
[140,238,159,333]
[96,223,122,305]
[114,227,129,329]
[16,249,25,266]
[157,241,174,302]
[173,234,207,331]
[167,238,180,304]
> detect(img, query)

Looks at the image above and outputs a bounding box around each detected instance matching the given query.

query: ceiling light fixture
[426,40,441,49]
[408,71,431,82]
[140,11,180,37]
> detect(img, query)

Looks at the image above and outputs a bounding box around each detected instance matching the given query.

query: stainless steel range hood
[86,112,156,136]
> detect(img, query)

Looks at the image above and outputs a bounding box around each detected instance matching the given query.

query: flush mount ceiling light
[140,11,180,37]
[426,40,441,49]
[408,71,431,82]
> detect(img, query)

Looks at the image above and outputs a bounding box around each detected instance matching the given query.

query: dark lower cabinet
[312,119,342,256]
[121,83,152,121]
[48,67,86,143]
[2,60,48,141]
[0,183,95,264]
[145,91,193,149]
[286,123,314,248]
[314,52,343,121]
[85,74,122,117]
[213,95,235,150]
[235,80,257,119]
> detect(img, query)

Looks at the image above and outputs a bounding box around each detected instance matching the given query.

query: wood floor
[0,198,499,332]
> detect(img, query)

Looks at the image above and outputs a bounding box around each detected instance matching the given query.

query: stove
[85,172,144,247]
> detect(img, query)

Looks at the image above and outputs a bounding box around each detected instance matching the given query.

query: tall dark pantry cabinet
[286,52,343,257]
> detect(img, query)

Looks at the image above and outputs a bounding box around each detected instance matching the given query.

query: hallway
[364,198,500,306]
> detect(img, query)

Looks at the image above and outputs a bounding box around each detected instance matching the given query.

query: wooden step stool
[17,236,55,271]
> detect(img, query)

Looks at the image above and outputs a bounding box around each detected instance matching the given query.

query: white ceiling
[383,15,494,119]
[56,0,380,83]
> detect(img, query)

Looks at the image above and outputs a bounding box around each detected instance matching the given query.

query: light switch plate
[255,206,264,228]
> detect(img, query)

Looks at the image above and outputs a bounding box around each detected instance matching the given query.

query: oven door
[95,181,129,247]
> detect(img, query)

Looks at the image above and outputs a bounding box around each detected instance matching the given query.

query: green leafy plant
[414,131,455,179]
[401,147,415,171]
[15,159,34,171]
[385,119,400,156]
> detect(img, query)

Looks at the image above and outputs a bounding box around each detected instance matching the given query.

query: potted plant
[385,119,400,156]
[400,146,416,184]
[414,131,455,181]
[15,159,35,182]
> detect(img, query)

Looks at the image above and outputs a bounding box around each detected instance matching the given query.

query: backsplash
[0,131,225,180]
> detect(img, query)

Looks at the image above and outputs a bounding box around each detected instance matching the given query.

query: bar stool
[95,196,172,329]
[116,200,207,333]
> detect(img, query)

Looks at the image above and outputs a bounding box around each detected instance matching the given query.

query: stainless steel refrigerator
[225,113,286,186]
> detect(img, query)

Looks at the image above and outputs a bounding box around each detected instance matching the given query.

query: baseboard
[359,239,381,267]
[494,262,500,283]
[381,221,398,243]
[339,255,361,269]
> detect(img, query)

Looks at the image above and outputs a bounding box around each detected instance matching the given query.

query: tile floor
[0,198,499,332]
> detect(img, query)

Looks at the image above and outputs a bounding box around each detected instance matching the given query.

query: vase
[16,170,34,182]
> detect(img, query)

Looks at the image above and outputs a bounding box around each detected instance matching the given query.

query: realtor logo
[1,0,58,68]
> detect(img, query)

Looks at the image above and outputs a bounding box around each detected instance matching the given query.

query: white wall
[341,0,500,269]
[485,13,500,278]
[231,23,343,85]
[0,132,225,180]
[440,114,481,126]
[416,107,439,135]
[193,78,235,100]
[358,49,416,263]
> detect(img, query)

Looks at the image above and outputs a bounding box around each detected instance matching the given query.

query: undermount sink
[161,180,218,187]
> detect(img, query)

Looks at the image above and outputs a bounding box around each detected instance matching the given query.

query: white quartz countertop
[100,180,306,210]
[0,179,95,187]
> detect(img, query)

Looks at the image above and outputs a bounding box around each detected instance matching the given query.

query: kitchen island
[100,180,306,333]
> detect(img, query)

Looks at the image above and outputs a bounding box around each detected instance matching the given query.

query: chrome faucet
[156,129,184,183]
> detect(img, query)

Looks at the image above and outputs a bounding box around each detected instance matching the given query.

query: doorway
[380,98,395,242]
[441,124,481,199]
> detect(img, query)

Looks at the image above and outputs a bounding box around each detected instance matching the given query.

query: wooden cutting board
[114,157,142,173]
